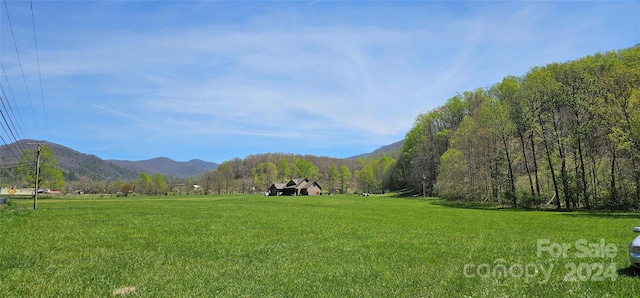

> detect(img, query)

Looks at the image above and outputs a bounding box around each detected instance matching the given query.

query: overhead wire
[0,0,48,168]
[2,0,42,138]
[0,92,25,154]
[29,0,49,138]
[0,61,28,158]
[0,4,25,155]
[0,61,27,140]
[0,108,21,160]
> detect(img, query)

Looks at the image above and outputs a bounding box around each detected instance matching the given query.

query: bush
[518,192,544,209]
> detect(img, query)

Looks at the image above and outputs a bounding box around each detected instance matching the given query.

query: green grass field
[1,194,640,297]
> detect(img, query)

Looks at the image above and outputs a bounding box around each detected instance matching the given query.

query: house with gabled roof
[269,183,288,196]
[268,178,322,196]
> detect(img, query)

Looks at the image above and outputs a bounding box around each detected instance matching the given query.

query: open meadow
[1,194,640,297]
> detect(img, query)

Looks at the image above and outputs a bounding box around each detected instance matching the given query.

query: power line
[0,60,29,157]
[0,72,27,141]
[29,0,49,138]
[0,98,25,155]
[2,0,42,137]
[0,77,28,155]
[0,131,19,160]
[0,0,49,177]
[0,0,49,170]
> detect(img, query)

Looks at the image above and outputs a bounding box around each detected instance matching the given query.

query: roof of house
[271,183,287,189]
[271,178,320,190]
[293,178,308,184]
[302,181,321,189]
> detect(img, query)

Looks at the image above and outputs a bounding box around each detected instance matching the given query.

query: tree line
[6,148,401,197]
[397,46,640,209]
[197,153,397,195]
[9,46,635,208]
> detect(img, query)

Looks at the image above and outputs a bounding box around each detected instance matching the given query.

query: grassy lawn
[1,194,640,297]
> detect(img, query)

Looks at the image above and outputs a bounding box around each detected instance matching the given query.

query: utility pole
[34,144,41,210]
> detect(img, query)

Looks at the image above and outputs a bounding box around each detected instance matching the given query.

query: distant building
[268,178,322,196]
[1,187,50,196]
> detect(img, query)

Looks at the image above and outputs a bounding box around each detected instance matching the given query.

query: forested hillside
[4,47,636,204]
[198,153,359,195]
[396,46,640,209]
[347,140,403,160]
[108,157,218,178]
[0,139,137,182]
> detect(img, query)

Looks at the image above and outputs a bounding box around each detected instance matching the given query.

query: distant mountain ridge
[108,157,218,178]
[347,140,403,160]
[0,139,397,181]
[0,140,218,180]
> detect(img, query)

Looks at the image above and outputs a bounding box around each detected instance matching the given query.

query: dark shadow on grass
[387,188,418,198]
[386,189,448,203]
[559,210,640,219]
[428,200,640,216]
[382,191,640,215]
[430,200,508,211]
[618,266,640,278]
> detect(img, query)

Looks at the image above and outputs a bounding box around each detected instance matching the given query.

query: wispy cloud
[89,104,148,124]
[4,0,637,161]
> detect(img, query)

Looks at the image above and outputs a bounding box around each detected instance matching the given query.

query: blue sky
[1,0,638,163]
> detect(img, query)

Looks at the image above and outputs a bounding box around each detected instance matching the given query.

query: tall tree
[498,76,539,198]
[201,170,216,194]
[328,164,339,193]
[355,164,376,194]
[295,159,319,180]
[339,165,352,194]
[15,146,65,191]
[277,158,292,182]
[435,147,467,200]
[251,163,266,192]
[217,161,234,194]
[264,162,278,187]
[524,66,562,209]
[151,172,169,195]
[136,173,151,195]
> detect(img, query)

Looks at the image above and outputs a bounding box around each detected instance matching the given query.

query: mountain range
[0,140,218,180]
[346,140,403,160]
[0,139,401,181]
[108,157,218,179]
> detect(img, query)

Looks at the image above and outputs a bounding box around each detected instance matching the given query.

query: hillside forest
[5,46,639,210]
[183,45,640,210]
[399,45,640,209]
